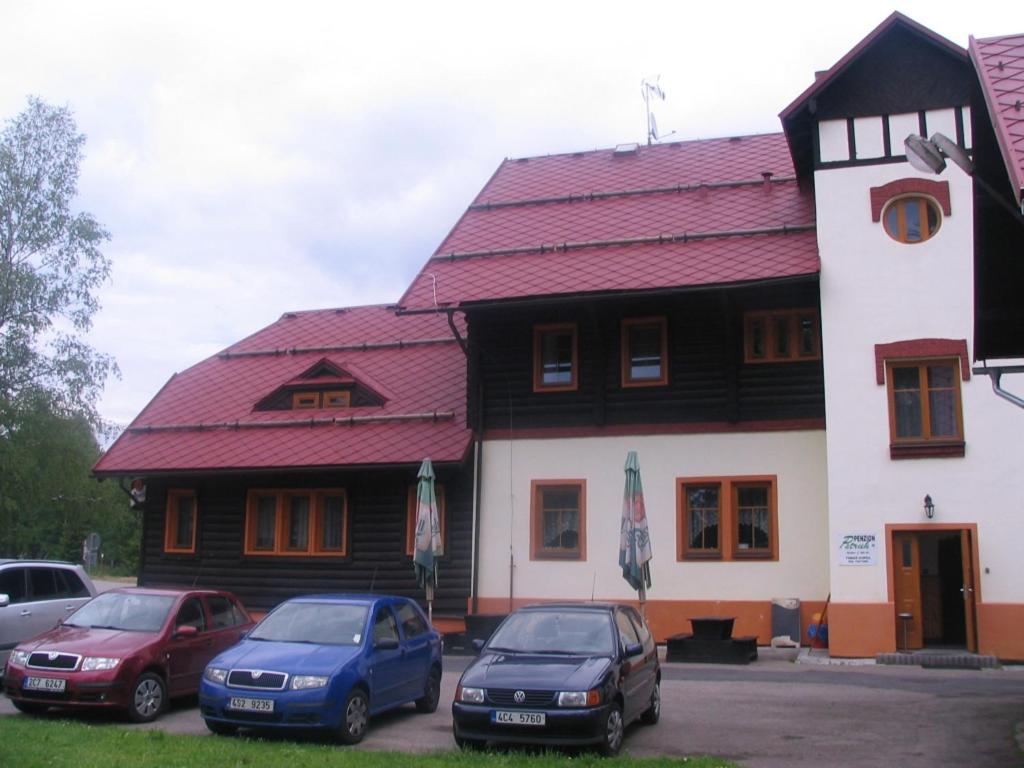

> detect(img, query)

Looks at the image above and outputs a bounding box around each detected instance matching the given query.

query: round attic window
[882,196,941,244]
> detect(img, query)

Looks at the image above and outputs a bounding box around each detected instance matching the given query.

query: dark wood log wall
[469,281,825,431]
[139,467,473,616]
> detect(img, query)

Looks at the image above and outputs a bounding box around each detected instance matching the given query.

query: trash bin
[771,598,801,646]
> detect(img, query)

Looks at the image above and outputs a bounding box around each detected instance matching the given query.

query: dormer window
[291,390,352,410]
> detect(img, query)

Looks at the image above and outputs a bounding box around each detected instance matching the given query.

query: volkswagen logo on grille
[513,690,526,704]
[251,670,263,679]
[48,652,59,661]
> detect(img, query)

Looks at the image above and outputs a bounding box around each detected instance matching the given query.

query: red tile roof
[398,134,818,310]
[970,33,1024,205]
[94,305,470,475]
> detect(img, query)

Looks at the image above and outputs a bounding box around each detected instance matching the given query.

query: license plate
[492,710,546,726]
[229,697,274,713]
[24,677,66,692]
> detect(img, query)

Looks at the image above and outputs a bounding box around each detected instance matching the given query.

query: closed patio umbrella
[413,458,442,623]
[619,450,653,615]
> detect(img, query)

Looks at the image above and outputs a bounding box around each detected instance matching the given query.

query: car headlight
[456,685,485,704]
[557,689,601,707]
[203,667,228,684]
[81,657,120,671]
[9,650,30,667]
[291,675,329,690]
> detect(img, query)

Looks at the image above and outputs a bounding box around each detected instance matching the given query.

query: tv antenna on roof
[642,75,676,145]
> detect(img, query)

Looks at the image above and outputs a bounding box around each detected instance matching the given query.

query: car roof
[0,559,81,567]
[287,593,401,606]
[518,602,623,613]
[106,586,229,598]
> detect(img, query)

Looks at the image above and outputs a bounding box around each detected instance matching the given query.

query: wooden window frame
[530,479,587,561]
[405,485,447,557]
[621,316,668,387]
[244,489,348,557]
[675,476,778,561]
[743,309,821,364]
[292,392,320,409]
[881,195,942,244]
[677,481,722,560]
[323,390,351,408]
[164,489,197,554]
[533,323,579,392]
[884,358,965,459]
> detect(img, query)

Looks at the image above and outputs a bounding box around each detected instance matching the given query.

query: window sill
[531,551,583,561]
[890,441,965,460]
[679,552,722,561]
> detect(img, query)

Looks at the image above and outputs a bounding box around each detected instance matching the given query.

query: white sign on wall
[837,533,878,566]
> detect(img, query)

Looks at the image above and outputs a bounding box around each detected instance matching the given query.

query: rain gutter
[972,364,1024,409]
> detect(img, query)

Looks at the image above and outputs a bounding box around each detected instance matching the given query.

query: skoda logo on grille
[513,690,526,704]
[48,652,59,661]
[251,670,264,679]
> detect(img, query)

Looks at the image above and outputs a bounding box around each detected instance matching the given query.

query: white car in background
[0,560,98,666]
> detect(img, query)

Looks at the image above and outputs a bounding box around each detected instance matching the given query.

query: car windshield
[249,602,368,645]
[65,592,176,632]
[487,610,615,655]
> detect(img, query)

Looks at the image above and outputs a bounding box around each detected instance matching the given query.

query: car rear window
[250,602,367,645]
[28,568,59,600]
[56,569,90,598]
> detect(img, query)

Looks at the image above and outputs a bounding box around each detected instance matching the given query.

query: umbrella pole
[638,584,647,618]
[426,582,434,624]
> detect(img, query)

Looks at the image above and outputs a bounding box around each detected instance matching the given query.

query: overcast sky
[0,0,1014,432]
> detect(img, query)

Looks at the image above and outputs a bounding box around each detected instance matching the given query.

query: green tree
[0,394,139,570]
[0,96,116,429]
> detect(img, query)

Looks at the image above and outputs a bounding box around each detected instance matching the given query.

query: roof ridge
[127,411,457,433]
[218,336,458,359]
[502,131,786,164]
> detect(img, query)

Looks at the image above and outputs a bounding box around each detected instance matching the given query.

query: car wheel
[11,700,49,716]
[415,666,441,713]
[640,680,661,725]
[127,672,166,723]
[598,701,624,757]
[204,719,238,736]
[454,733,486,750]
[337,688,369,744]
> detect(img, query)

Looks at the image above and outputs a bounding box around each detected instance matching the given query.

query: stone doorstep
[875,652,1000,669]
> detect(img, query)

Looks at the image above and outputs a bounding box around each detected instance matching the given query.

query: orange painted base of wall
[976,604,1024,661]
[474,596,828,646]
[822,602,1024,661]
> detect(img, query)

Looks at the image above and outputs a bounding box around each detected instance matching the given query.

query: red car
[3,587,253,722]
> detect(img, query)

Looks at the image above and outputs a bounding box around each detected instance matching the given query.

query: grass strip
[0,716,738,768]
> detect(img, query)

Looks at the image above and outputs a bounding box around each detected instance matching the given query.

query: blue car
[199,594,442,743]
[452,603,660,756]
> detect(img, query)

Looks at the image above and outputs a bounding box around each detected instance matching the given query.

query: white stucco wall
[476,431,828,604]
[815,158,1024,605]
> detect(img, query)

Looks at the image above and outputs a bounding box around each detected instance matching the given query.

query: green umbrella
[413,458,442,622]
[619,450,653,614]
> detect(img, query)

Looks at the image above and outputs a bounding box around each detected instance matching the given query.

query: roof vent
[283,312,298,320]
[613,143,639,156]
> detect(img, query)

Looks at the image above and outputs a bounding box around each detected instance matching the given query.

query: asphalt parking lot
[2,654,1022,767]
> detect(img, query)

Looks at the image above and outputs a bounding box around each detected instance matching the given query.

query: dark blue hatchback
[452,603,660,755]
[199,594,442,743]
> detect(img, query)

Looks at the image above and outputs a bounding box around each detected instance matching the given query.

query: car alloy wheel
[641,680,661,725]
[338,689,369,744]
[600,702,624,756]
[128,672,165,723]
[415,667,442,713]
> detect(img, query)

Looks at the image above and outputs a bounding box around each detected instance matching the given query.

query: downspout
[470,434,482,614]
[974,365,1024,410]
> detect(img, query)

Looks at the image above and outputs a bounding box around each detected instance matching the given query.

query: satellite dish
[904,134,946,174]
[930,133,974,175]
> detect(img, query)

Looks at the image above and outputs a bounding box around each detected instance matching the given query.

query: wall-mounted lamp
[924,494,935,519]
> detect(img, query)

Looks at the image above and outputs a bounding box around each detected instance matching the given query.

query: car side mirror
[472,638,486,653]
[375,637,399,651]
[624,642,644,657]
[0,594,9,608]
[174,625,199,638]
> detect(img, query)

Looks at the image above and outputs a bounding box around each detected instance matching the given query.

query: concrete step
[875,652,1000,669]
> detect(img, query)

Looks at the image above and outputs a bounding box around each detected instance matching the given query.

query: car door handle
[64,604,77,611]
[20,610,32,617]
